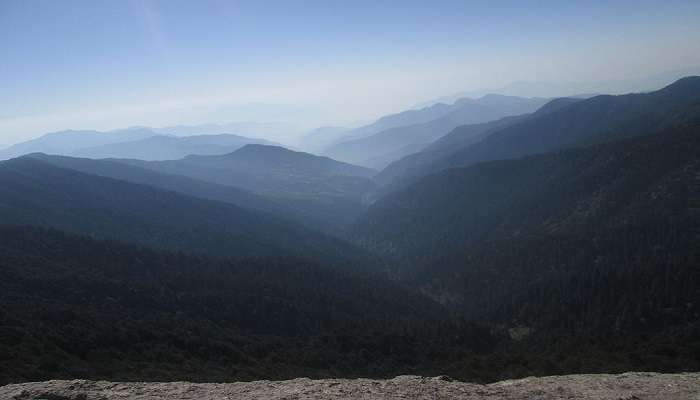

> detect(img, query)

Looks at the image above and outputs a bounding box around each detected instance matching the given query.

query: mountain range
[377,77,700,190]
[415,66,700,103]
[73,134,275,160]
[0,156,365,264]
[151,120,305,142]
[355,121,700,337]
[0,127,156,160]
[297,102,460,156]
[113,144,377,231]
[27,150,369,232]
[374,97,581,186]
[2,76,700,385]
[25,153,290,218]
[0,128,272,161]
[354,78,700,339]
[322,95,548,168]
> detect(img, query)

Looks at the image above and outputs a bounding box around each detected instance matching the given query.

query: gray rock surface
[1,372,698,399]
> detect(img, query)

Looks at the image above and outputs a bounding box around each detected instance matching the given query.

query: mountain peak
[234,143,290,153]
[657,75,700,93]
[222,144,298,160]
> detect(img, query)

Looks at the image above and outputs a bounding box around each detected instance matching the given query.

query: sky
[1,0,700,145]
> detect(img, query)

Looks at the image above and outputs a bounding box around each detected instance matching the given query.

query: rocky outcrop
[1,372,698,399]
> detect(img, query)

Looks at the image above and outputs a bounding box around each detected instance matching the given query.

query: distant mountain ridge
[430,76,700,172]
[323,94,548,168]
[378,77,700,188]
[73,133,275,160]
[415,66,700,103]
[0,127,275,161]
[298,102,458,155]
[114,144,377,231]
[118,144,376,194]
[0,127,156,160]
[375,114,527,185]
[347,101,456,139]
[152,120,304,143]
[375,98,583,185]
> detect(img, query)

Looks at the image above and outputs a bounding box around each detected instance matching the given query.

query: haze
[1,0,700,145]
[3,0,700,392]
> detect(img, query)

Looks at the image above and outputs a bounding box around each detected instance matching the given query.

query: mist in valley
[1,1,700,398]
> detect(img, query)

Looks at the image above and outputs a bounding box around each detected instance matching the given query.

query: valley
[1,78,699,387]
[2,4,700,395]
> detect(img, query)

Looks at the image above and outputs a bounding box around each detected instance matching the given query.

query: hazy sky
[2,0,700,144]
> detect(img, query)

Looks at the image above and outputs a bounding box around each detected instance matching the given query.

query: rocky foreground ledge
[1,372,699,400]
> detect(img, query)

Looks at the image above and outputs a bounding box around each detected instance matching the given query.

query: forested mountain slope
[115,144,378,231]
[117,144,375,195]
[25,153,343,232]
[356,123,700,341]
[26,153,283,214]
[0,226,482,384]
[2,225,697,386]
[379,77,700,188]
[358,123,700,267]
[0,157,366,263]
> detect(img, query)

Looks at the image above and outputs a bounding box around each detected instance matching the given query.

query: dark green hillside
[0,226,484,384]
[356,123,700,349]
[25,153,345,232]
[0,157,368,265]
[1,225,697,385]
[3,91,700,387]
[358,124,700,260]
[115,144,377,231]
[26,153,284,215]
